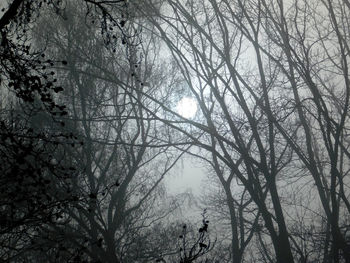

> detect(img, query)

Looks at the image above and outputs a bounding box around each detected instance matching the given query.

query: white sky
[165,155,206,196]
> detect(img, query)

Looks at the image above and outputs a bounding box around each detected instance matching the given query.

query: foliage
[2,0,350,262]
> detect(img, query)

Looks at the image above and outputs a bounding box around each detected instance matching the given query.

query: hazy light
[176,97,198,118]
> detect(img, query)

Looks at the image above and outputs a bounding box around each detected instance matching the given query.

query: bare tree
[3,0,350,261]
[19,2,186,262]
[131,0,350,261]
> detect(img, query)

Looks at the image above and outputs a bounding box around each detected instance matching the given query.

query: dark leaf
[199,243,207,248]
[89,193,97,199]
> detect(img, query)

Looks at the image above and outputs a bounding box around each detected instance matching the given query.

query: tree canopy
[1,0,350,262]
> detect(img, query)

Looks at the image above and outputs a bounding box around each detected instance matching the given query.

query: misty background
[1,0,350,263]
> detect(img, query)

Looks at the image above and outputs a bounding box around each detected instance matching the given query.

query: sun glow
[176,97,198,118]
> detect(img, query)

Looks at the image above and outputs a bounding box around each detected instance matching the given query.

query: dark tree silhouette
[132,0,350,262]
[1,1,188,262]
[155,210,215,263]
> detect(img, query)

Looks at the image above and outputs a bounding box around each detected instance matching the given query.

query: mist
[1,0,350,262]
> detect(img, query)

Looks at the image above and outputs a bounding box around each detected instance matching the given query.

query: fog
[1,0,350,262]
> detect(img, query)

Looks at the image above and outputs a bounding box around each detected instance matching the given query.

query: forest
[1,0,350,262]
